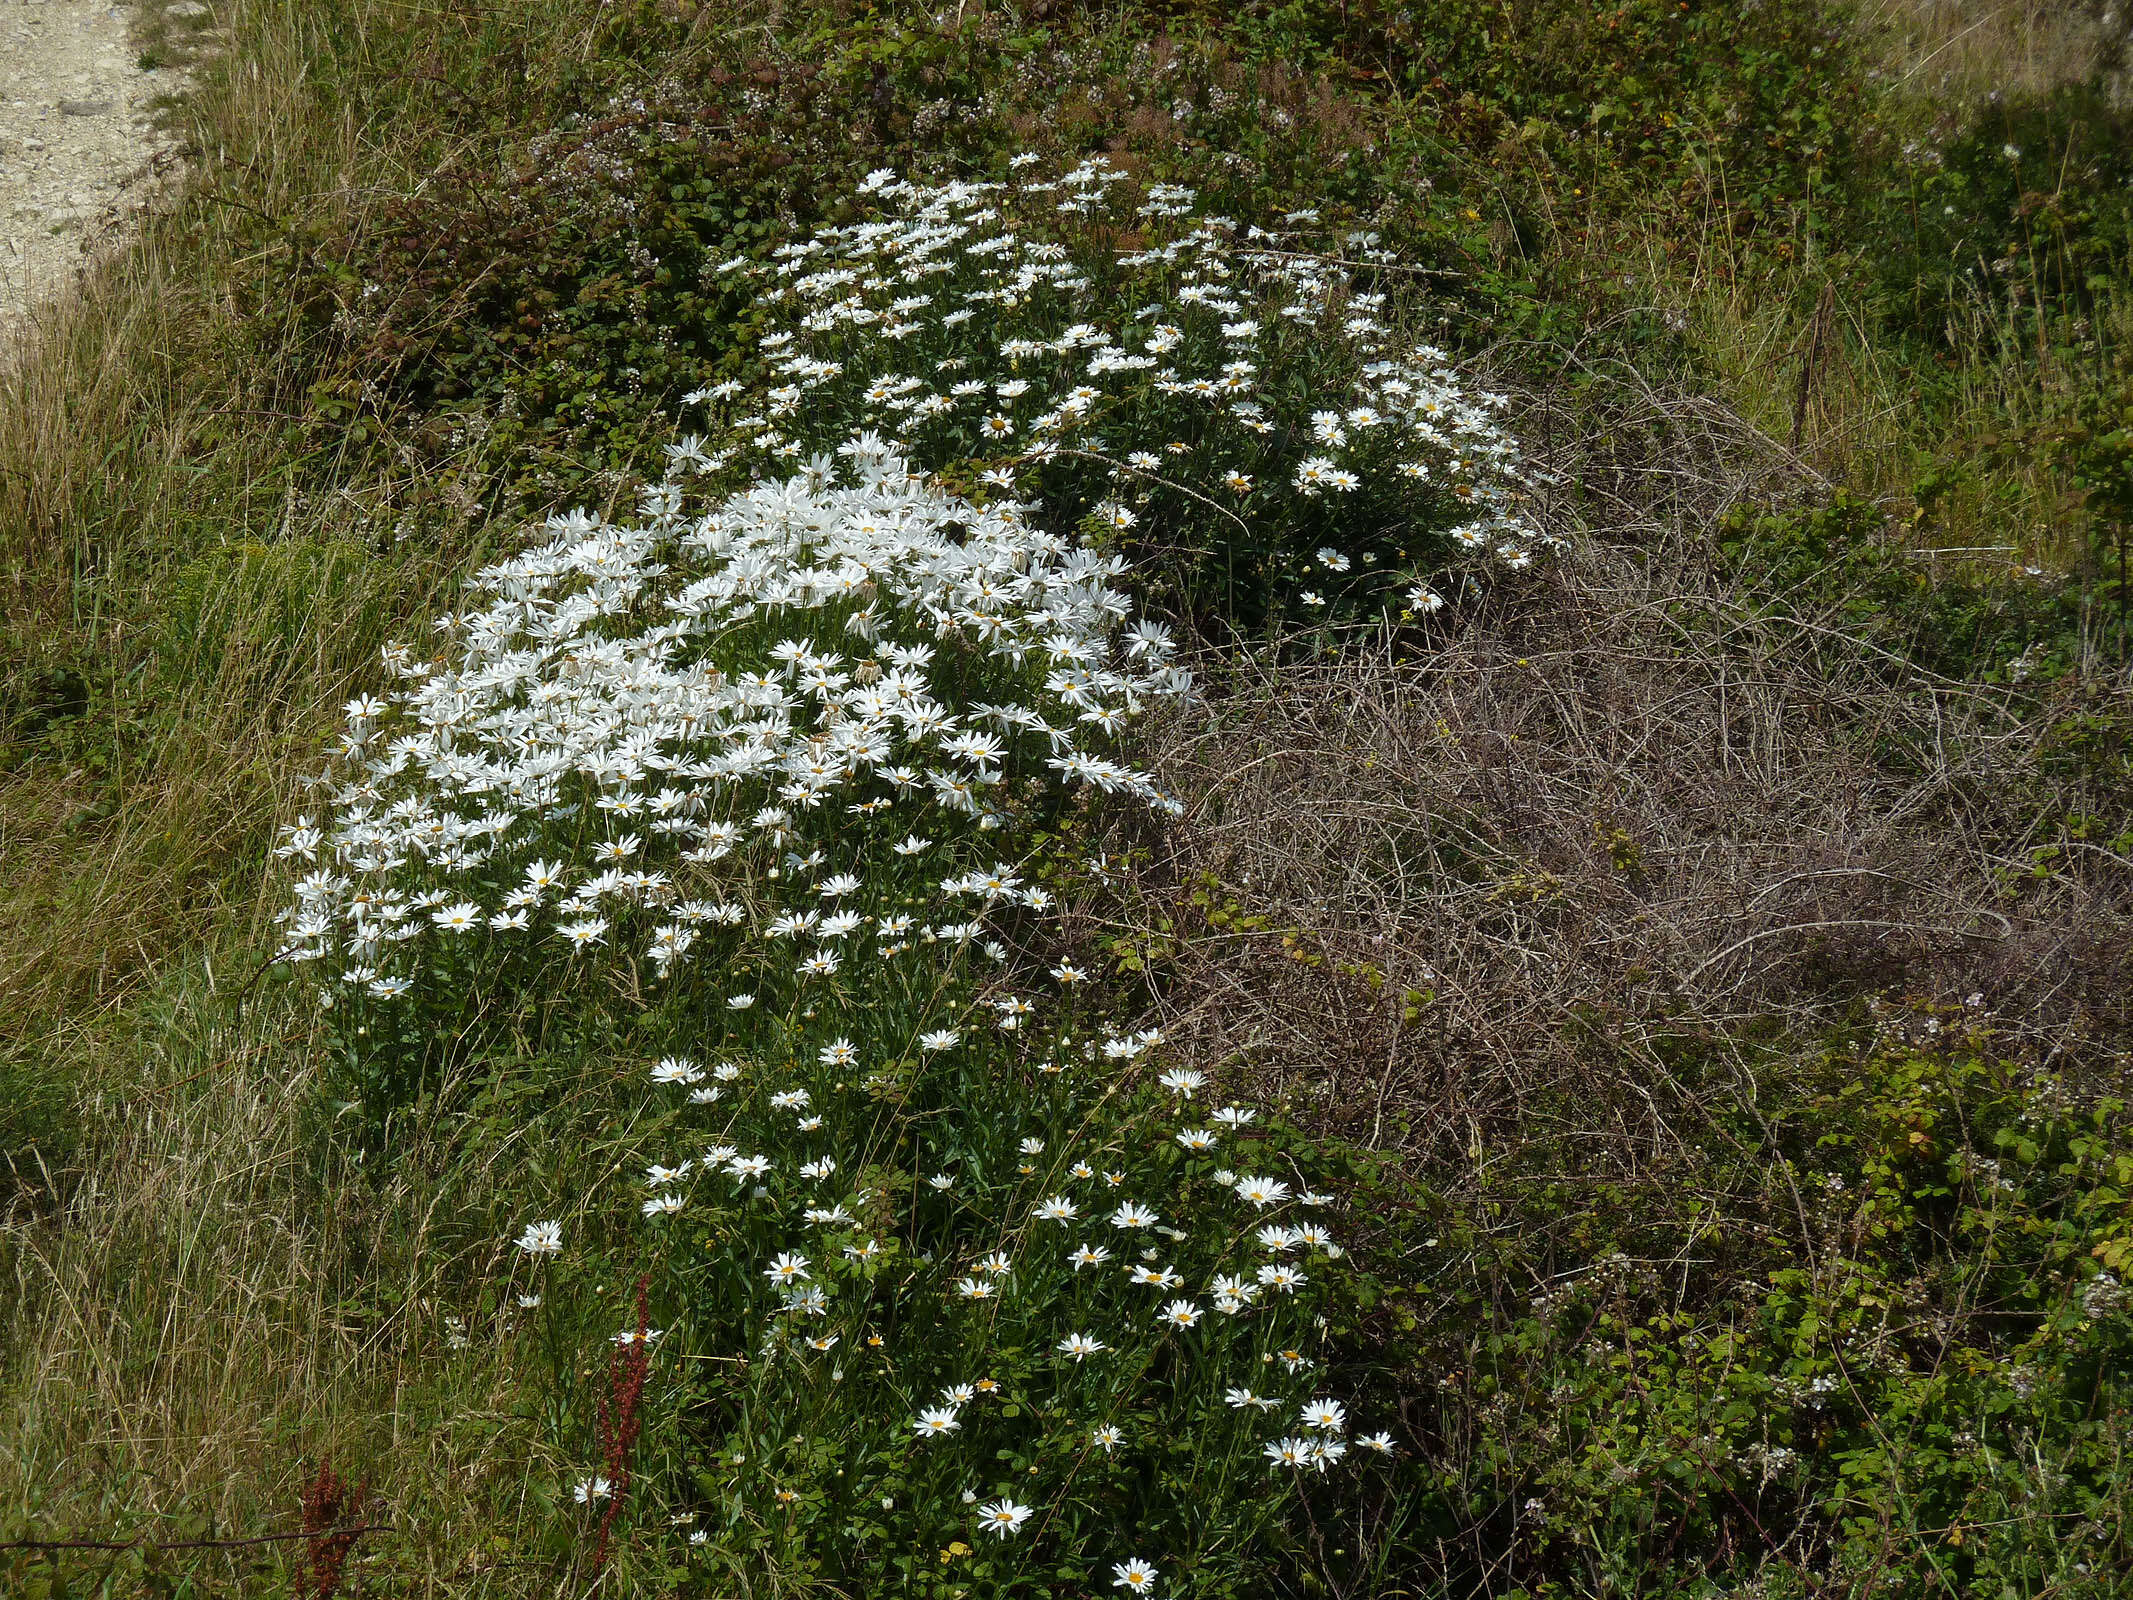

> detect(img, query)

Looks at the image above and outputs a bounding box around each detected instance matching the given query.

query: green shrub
[1354,1006,2133,1598]
[2061,419,2133,669]
[1874,85,2133,351]
[1720,492,2086,683]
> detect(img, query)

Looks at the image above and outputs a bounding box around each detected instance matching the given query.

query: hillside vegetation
[2,2,2131,1597]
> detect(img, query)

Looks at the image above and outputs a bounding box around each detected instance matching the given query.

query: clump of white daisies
[570,1002,1398,1592]
[272,154,1488,1589]
[275,433,1181,1000]
[709,154,1546,619]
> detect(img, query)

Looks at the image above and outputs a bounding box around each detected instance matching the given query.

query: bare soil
[0,0,187,340]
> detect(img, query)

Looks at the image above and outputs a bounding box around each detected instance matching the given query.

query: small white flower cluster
[1260,1394,1397,1472]
[274,434,1185,992]
[708,156,1541,601]
[607,1019,1403,1566]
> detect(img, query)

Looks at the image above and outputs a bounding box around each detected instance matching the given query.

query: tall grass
[2,974,581,1589]
[1,2,657,1588]
[5,0,377,1044]
[1859,0,2122,104]
[1674,239,2133,563]
[0,0,675,1046]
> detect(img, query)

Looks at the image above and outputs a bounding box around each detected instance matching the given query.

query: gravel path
[1,0,187,338]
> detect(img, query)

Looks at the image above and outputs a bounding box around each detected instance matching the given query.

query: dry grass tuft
[0,977,589,1590]
[1862,0,2128,106]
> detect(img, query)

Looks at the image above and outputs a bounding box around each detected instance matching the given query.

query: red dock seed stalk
[591,1273,653,1572]
[298,1459,368,1599]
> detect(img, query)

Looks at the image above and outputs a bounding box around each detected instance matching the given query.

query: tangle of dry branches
[1099,367,2132,1173]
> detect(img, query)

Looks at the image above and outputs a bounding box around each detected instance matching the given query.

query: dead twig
[2,1524,384,1555]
